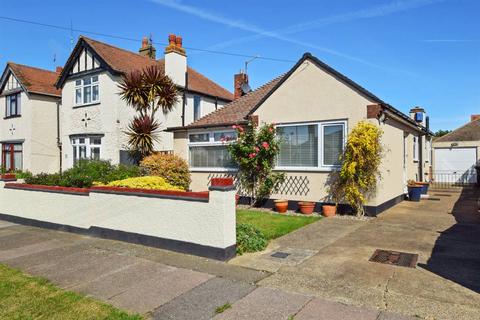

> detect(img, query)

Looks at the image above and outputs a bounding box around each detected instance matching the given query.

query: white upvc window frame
[74,75,99,107]
[71,136,102,164]
[413,136,419,162]
[275,120,347,172]
[188,129,237,172]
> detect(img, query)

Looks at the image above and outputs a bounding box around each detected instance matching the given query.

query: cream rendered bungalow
[55,35,232,169]
[0,63,61,173]
[170,53,433,215]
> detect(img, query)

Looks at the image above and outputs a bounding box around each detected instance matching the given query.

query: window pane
[214,131,236,142]
[75,88,82,104]
[75,80,81,86]
[79,138,85,144]
[91,147,100,160]
[14,149,22,170]
[13,144,22,151]
[83,86,91,104]
[92,76,98,83]
[91,137,101,145]
[83,77,91,85]
[189,146,235,168]
[5,96,11,117]
[79,146,87,159]
[92,85,99,101]
[277,125,318,167]
[189,133,209,142]
[73,146,78,164]
[16,94,20,115]
[323,124,344,166]
[193,96,201,121]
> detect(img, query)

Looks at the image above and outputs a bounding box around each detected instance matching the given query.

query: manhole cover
[271,252,290,259]
[369,249,418,268]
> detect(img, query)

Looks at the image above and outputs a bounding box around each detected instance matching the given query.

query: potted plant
[274,199,288,214]
[322,203,337,217]
[407,180,423,202]
[298,201,315,215]
[416,181,430,195]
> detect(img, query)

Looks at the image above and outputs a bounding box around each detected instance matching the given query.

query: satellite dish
[241,82,252,94]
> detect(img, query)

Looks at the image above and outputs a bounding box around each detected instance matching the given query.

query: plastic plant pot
[407,185,423,202]
[416,182,430,195]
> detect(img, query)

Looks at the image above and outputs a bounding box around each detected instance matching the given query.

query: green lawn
[236,209,320,240]
[0,264,142,320]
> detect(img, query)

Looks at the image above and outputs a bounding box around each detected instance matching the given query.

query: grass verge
[236,209,320,240]
[0,264,142,320]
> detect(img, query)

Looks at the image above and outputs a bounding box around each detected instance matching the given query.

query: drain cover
[369,249,418,268]
[427,198,441,201]
[271,252,290,259]
[433,193,452,197]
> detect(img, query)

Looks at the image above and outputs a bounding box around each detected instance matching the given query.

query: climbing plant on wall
[227,120,285,206]
[331,121,383,216]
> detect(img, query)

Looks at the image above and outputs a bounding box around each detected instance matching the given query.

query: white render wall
[0,182,236,252]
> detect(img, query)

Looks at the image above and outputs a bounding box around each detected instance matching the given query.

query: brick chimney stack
[234,71,248,100]
[55,66,63,74]
[471,114,480,122]
[139,36,156,59]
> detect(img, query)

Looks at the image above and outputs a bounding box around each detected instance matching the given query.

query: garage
[433,147,477,184]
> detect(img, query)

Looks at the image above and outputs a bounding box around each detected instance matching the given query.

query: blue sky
[0,0,478,131]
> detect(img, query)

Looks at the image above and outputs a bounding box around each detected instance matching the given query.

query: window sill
[274,167,340,172]
[73,102,101,109]
[3,115,21,120]
[190,168,238,173]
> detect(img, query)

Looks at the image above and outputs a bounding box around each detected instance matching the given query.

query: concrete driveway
[233,187,480,319]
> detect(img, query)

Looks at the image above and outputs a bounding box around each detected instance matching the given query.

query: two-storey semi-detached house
[0,63,61,173]
[55,35,232,169]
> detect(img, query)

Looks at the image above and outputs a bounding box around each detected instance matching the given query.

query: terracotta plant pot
[322,204,337,217]
[298,201,315,215]
[274,199,288,214]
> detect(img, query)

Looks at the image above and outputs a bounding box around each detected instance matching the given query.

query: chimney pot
[142,36,148,48]
[176,36,183,48]
[471,114,480,122]
[55,66,63,74]
[168,34,176,46]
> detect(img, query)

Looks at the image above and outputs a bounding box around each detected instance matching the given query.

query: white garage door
[434,147,477,183]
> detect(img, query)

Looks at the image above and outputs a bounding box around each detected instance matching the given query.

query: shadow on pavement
[419,187,480,293]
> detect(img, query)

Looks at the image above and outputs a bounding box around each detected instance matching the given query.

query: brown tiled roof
[82,37,233,101]
[434,118,480,142]
[7,62,61,97]
[178,75,284,130]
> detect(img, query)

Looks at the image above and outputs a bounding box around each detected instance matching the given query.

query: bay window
[71,136,102,164]
[5,93,21,117]
[188,130,237,170]
[75,75,99,106]
[276,121,346,170]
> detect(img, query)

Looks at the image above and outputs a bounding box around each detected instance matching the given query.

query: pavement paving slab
[107,262,213,314]
[153,277,256,320]
[0,220,16,228]
[213,287,312,320]
[0,239,72,261]
[294,298,380,320]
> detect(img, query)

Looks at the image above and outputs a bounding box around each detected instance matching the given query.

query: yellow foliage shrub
[140,153,191,190]
[99,176,184,191]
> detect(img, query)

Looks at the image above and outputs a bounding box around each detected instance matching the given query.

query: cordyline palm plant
[118,65,178,159]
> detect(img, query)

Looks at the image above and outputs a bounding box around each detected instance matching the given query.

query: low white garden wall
[0,180,236,260]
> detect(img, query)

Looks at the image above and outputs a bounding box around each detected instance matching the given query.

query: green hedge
[24,160,143,188]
